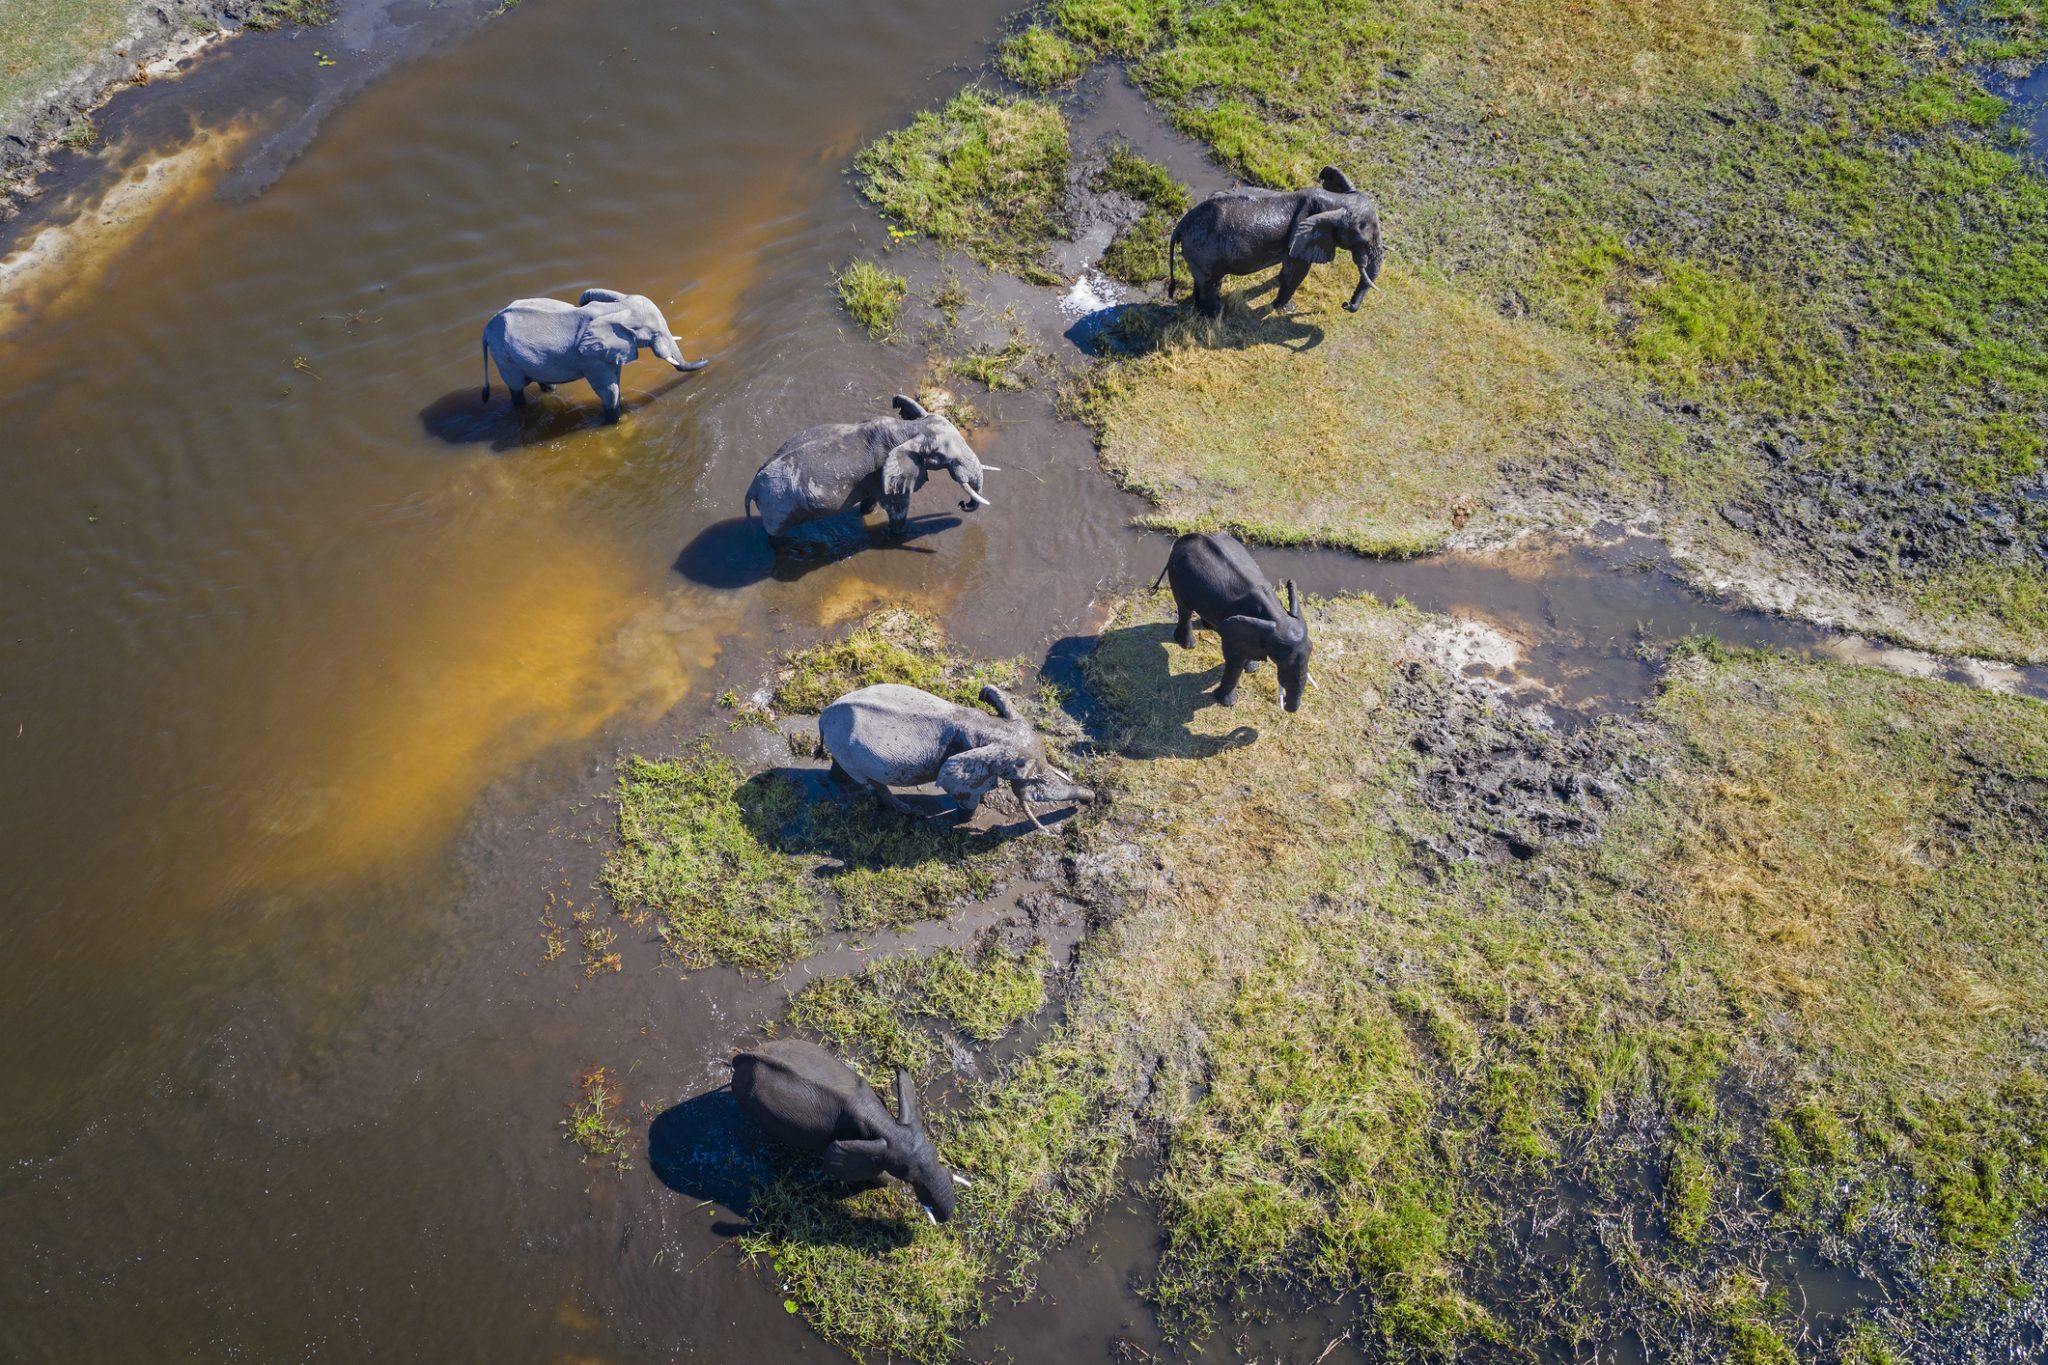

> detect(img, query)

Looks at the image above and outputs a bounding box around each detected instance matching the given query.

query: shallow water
[2,5,2043,1358]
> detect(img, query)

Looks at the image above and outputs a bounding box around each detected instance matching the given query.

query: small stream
[1,6,2042,1359]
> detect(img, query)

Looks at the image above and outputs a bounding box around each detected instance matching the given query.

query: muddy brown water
[3,4,2044,1358]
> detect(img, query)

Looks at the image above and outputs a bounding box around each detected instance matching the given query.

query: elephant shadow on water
[1064,284,1324,360]
[1043,623,1260,761]
[647,1089,916,1250]
[672,513,963,591]
[416,368,703,452]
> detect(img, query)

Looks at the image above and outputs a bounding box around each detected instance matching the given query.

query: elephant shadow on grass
[1065,281,1323,360]
[734,765,1043,870]
[1044,622,1260,761]
[648,1088,917,1250]
[673,514,963,591]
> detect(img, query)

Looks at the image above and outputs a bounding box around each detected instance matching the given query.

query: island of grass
[732,594,2048,1363]
[880,0,2048,659]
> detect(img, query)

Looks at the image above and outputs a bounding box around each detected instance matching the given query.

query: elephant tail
[1151,557,1172,592]
[1166,228,1180,300]
[479,337,492,404]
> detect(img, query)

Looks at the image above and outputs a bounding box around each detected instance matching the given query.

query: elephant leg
[1271,258,1312,313]
[1215,653,1246,707]
[500,363,531,407]
[1194,273,1224,319]
[861,779,922,818]
[1174,604,1195,650]
[858,498,878,516]
[538,382,556,393]
[597,378,623,423]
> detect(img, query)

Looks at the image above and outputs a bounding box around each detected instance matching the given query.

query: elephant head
[821,1069,963,1223]
[885,394,997,513]
[1287,168,1383,312]
[1220,580,1313,713]
[576,288,703,372]
[945,686,1096,829]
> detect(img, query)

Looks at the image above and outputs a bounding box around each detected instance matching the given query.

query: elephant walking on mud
[745,394,996,544]
[819,682,1093,829]
[731,1039,968,1224]
[480,288,708,423]
[1168,166,1383,317]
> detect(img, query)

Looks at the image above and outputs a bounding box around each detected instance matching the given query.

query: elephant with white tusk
[820,682,1094,830]
[480,287,708,424]
[744,394,994,544]
[1168,166,1382,318]
[732,1040,964,1224]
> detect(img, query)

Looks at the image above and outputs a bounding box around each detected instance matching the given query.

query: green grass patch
[765,592,2048,1356]
[770,608,1018,714]
[1091,146,1190,286]
[1065,266,1680,556]
[853,88,1069,278]
[783,941,1049,1083]
[998,25,1087,90]
[834,260,908,341]
[603,613,1033,970]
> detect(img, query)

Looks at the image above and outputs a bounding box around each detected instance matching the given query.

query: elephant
[1167,166,1382,318]
[744,395,996,542]
[731,1039,967,1224]
[1153,531,1317,712]
[480,288,708,423]
[819,682,1094,830]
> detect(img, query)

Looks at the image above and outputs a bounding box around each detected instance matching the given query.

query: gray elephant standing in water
[820,682,1093,830]
[731,1039,967,1223]
[480,288,708,423]
[745,395,995,542]
[1168,166,1382,317]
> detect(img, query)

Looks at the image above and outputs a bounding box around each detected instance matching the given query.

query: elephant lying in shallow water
[480,288,707,423]
[745,395,996,543]
[731,1039,966,1223]
[820,682,1093,829]
[1168,166,1382,318]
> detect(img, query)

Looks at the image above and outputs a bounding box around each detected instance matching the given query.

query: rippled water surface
[5,3,2045,1357]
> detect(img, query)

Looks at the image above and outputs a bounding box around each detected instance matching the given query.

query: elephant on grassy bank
[480,288,707,423]
[731,1039,967,1223]
[745,395,996,543]
[1154,531,1316,712]
[1167,166,1382,317]
[820,682,1093,829]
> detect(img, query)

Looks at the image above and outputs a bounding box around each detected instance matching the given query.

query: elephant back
[732,1040,870,1151]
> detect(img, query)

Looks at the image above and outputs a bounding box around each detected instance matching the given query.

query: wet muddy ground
[4,3,2047,1359]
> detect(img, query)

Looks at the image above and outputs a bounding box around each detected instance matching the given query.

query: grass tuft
[770,608,1018,714]
[998,25,1088,89]
[1092,146,1190,286]
[835,260,909,340]
[562,1066,632,1173]
[853,89,1069,276]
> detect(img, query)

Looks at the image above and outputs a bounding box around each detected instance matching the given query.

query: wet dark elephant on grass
[1168,166,1382,318]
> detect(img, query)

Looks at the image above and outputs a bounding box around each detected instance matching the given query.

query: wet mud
[4,8,2047,1361]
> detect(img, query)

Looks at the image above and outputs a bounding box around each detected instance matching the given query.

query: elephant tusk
[952,1172,972,1188]
[924,1206,939,1226]
[977,465,1001,473]
[962,488,991,508]
[1308,672,1321,690]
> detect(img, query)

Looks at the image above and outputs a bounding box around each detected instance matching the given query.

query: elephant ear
[820,1138,890,1181]
[578,287,632,307]
[891,393,929,420]
[577,317,636,365]
[881,439,928,499]
[1317,165,1357,194]
[1218,614,1280,658]
[1287,210,1344,264]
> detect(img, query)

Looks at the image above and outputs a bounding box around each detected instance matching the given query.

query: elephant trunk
[955,465,990,510]
[1345,240,1382,313]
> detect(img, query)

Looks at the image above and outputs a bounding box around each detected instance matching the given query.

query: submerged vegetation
[747,594,2048,1362]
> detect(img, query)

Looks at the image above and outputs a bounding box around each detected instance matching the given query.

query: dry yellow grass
[1078,265,1657,555]
[1464,0,1762,107]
